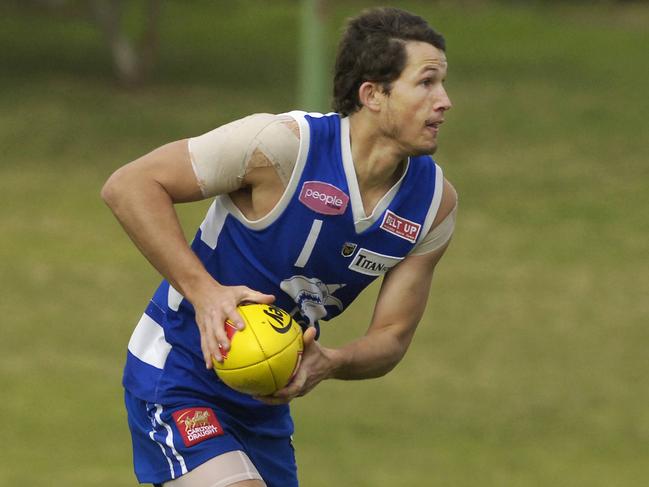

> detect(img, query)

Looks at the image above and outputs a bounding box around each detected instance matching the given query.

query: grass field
[1,1,648,485]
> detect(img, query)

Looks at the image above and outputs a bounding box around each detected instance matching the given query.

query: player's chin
[411,142,438,157]
[408,134,438,156]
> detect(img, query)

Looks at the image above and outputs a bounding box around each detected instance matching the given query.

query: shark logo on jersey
[348,248,404,276]
[280,275,345,325]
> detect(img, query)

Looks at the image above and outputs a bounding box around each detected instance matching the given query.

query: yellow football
[213,303,303,396]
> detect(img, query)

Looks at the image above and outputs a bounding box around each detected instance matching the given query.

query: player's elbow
[375,333,412,377]
[100,174,117,207]
[101,166,132,210]
[371,350,406,378]
[384,327,416,374]
[376,357,401,377]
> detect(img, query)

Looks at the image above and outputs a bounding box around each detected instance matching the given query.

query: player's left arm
[332,240,450,378]
[258,178,457,404]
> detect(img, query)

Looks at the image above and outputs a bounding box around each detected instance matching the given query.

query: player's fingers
[252,395,289,406]
[199,331,215,368]
[202,316,224,364]
[211,317,231,359]
[273,384,301,401]
[252,367,307,403]
[272,366,308,401]
[225,305,246,331]
[254,385,300,404]
[250,291,276,304]
[236,286,275,305]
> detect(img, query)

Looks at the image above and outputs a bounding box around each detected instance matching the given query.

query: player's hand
[254,327,332,405]
[190,281,275,369]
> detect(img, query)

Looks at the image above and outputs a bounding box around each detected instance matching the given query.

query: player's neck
[348,112,406,192]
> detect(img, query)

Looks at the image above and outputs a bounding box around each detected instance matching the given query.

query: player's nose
[436,87,452,112]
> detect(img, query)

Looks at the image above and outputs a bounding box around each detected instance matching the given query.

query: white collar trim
[339,116,410,233]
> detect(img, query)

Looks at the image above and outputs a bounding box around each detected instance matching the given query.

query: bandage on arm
[188,113,300,198]
[409,203,457,255]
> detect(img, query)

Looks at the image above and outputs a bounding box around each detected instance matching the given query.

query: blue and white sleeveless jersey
[123,111,444,437]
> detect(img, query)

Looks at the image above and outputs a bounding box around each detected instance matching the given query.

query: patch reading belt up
[172,407,224,447]
[348,248,404,276]
[299,181,349,215]
[380,210,421,243]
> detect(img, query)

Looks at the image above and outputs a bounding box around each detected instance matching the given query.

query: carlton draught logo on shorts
[171,407,224,447]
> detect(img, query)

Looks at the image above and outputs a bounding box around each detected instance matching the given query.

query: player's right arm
[101,115,294,367]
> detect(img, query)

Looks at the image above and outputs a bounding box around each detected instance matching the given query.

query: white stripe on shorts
[151,404,188,478]
[149,428,175,479]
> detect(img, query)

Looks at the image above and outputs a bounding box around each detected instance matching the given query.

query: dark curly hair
[332,7,446,116]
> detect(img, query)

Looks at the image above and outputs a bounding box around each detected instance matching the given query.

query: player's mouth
[425,119,444,135]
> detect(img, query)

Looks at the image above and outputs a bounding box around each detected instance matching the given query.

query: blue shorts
[124,390,298,486]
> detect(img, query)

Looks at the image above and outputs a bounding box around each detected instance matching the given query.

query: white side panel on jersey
[128,313,172,369]
[294,219,323,268]
[199,198,228,249]
[221,110,312,230]
[168,284,183,312]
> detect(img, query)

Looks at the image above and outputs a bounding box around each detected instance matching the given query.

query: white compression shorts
[163,450,264,487]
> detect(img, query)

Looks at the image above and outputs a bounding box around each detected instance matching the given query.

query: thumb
[302,326,317,348]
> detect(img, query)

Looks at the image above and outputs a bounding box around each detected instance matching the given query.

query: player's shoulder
[237,113,302,188]
[236,112,301,142]
[432,176,458,227]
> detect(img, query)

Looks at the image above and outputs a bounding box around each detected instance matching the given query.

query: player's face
[379,41,451,156]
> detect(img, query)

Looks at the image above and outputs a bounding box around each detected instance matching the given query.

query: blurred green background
[1,1,648,485]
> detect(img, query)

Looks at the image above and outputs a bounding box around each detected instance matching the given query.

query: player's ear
[358,81,383,112]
